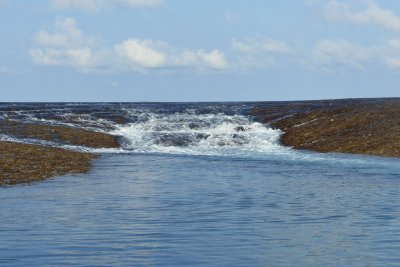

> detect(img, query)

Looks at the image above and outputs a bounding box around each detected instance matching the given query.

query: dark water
[1,103,400,266]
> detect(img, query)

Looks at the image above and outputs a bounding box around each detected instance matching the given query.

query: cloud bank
[30,17,229,73]
[32,0,400,75]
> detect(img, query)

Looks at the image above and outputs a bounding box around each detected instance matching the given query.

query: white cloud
[31,48,93,67]
[233,36,292,55]
[117,0,162,7]
[34,17,95,48]
[114,39,228,71]
[114,39,167,68]
[232,35,292,69]
[317,1,400,72]
[309,37,400,73]
[387,39,400,49]
[32,16,400,75]
[385,57,400,70]
[30,18,101,71]
[30,18,229,73]
[50,0,162,11]
[225,11,239,23]
[197,50,228,69]
[311,39,373,69]
[0,66,16,74]
[383,39,400,70]
[0,66,29,74]
[324,0,400,32]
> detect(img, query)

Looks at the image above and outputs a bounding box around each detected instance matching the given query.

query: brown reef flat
[0,120,120,148]
[0,120,120,186]
[252,98,400,157]
[0,142,97,186]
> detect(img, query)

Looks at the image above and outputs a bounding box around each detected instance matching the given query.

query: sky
[1,0,400,102]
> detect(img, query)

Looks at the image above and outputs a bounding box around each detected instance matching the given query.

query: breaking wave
[0,103,288,157]
[113,110,284,156]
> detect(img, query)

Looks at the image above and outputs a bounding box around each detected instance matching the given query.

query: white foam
[112,111,288,157]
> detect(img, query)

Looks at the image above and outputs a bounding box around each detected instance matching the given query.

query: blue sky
[1,0,400,101]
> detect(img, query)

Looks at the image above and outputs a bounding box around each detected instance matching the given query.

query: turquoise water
[1,103,400,266]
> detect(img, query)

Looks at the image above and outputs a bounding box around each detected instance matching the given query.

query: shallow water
[1,103,400,266]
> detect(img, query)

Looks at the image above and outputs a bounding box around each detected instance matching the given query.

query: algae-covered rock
[0,141,97,185]
[0,120,120,148]
[0,120,121,185]
[252,98,400,157]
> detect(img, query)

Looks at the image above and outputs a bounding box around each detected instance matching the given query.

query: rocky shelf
[0,120,120,186]
[252,98,400,157]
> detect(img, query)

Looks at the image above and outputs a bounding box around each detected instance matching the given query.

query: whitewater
[0,103,287,156]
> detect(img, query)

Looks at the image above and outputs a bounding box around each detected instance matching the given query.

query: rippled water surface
[1,103,400,266]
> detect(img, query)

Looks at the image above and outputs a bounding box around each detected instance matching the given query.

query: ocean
[1,103,400,266]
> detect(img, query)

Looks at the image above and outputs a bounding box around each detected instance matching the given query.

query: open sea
[1,103,400,266]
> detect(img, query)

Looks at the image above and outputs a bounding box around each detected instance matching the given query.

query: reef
[0,120,119,148]
[0,142,97,186]
[0,120,120,185]
[252,98,400,157]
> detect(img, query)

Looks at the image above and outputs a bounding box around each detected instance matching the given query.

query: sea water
[0,103,399,266]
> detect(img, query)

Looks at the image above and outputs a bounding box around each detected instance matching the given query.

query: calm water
[1,103,400,266]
